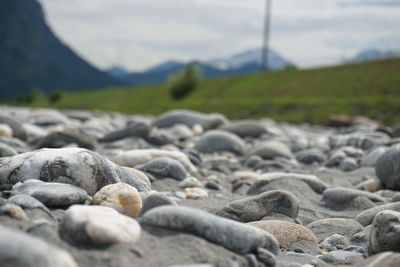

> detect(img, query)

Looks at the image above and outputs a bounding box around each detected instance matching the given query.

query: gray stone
[37,129,96,149]
[0,143,18,157]
[137,157,187,181]
[152,110,227,130]
[319,250,364,265]
[361,147,388,167]
[355,202,400,226]
[248,173,328,195]
[220,121,266,138]
[322,187,384,210]
[0,148,151,195]
[140,193,177,215]
[100,121,150,142]
[0,115,27,141]
[307,218,364,241]
[296,149,325,165]
[319,234,349,251]
[0,225,77,267]
[195,130,245,155]
[376,148,400,190]
[247,141,293,160]
[339,157,358,172]
[11,180,90,207]
[369,210,400,254]
[216,190,299,222]
[141,205,279,254]
[8,194,54,218]
[353,252,400,267]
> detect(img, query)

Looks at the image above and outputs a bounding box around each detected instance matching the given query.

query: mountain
[349,49,400,63]
[106,67,129,79]
[0,0,121,100]
[208,48,292,71]
[116,48,293,87]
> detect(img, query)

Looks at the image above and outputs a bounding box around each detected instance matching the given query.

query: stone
[111,149,197,174]
[0,148,151,195]
[369,210,400,254]
[296,149,325,165]
[0,123,13,138]
[0,115,27,141]
[11,180,90,207]
[8,194,54,219]
[353,252,400,267]
[220,121,267,138]
[355,202,400,226]
[60,205,141,245]
[319,234,349,251]
[375,148,400,190]
[179,177,203,188]
[0,225,77,267]
[137,157,187,181]
[141,205,279,254]
[217,190,299,222]
[100,121,150,142]
[152,110,227,130]
[322,187,384,210]
[0,203,28,220]
[185,187,208,199]
[339,157,358,172]
[0,143,18,157]
[247,141,293,160]
[325,115,355,127]
[195,130,245,155]
[140,193,177,215]
[247,173,328,195]
[37,129,96,149]
[361,147,388,167]
[248,220,318,249]
[91,182,142,217]
[307,218,364,241]
[319,250,364,265]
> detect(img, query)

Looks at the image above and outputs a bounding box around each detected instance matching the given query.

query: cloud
[38,0,400,71]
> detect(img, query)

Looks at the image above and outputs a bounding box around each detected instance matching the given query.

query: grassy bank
[17,58,400,124]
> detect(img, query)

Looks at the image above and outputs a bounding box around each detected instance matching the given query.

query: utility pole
[261,0,272,72]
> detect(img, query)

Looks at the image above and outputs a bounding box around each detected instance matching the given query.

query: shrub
[169,64,200,100]
[48,90,63,104]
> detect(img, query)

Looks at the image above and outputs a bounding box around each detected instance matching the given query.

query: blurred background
[1,0,399,124]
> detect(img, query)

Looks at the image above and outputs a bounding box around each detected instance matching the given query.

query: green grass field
[20,58,400,124]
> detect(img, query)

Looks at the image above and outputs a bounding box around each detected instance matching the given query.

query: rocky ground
[1,106,400,267]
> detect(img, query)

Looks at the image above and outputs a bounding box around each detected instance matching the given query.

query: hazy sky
[38,0,400,71]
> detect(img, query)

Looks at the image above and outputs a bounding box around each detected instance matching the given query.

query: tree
[48,90,63,104]
[168,64,200,100]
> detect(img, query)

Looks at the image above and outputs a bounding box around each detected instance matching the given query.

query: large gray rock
[141,205,279,254]
[0,225,77,267]
[140,193,177,215]
[216,190,299,222]
[369,210,400,254]
[361,147,388,167]
[152,110,227,130]
[195,130,245,155]
[0,143,18,157]
[220,121,267,138]
[8,194,54,218]
[376,148,400,190]
[60,205,141,246]
[355,202,400,226]
[0,148,151,195]
[137,157,187,181]
[11,180,90,207]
